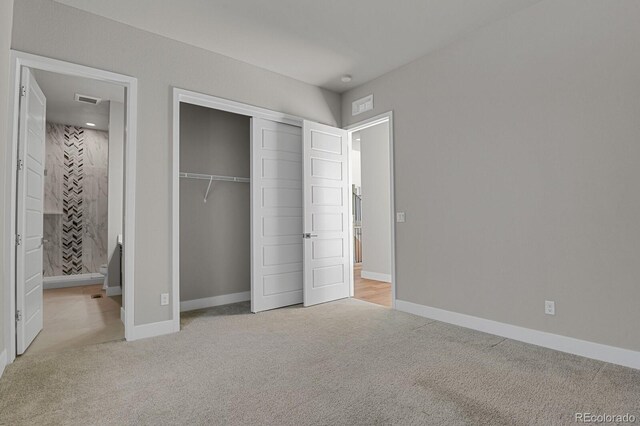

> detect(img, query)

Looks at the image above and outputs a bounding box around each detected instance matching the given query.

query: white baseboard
[44,273,103,289]
[127,319,179,341]
[395,300,640,371]
[180,291,250,312]
[361,271,392,283]
[106,286,122,297]
[0,349,7,379]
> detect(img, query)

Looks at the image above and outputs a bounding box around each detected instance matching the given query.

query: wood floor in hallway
[353,264,392,307]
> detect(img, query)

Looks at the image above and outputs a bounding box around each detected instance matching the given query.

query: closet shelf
[179,172,250,183]
[179,172,250,203]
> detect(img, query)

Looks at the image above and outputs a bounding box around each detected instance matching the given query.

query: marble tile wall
[44,123,109,276]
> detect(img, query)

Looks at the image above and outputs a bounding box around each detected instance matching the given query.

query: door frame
[171,88,306,328]
[344,112,397,308]
[4,51,138,362]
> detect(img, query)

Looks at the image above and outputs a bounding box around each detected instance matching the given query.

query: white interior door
[251,118,304,312]
[16,67,46,354]
[302,121,351,306]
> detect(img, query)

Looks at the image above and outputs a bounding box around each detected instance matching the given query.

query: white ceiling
[54,0,541,92]
[33,70,124,131]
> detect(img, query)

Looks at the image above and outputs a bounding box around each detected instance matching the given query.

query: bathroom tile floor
[25,284,124,355]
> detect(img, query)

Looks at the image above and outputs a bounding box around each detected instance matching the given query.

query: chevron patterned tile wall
[43,123,109,277]
[62,126,85,275]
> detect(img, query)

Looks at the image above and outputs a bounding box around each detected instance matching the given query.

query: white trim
[396,300,640,370]
[129,320,178,341]
[43,274,104,289]
[171,90,181,336]
[171,88,309,333]
[106,286,122,297]
[345,112,397,308]
[0,349,7,379]
[120,307,125,324]
[173,88,304,127]
[180,291,251,312]
[360,271,392,283]
[4,51,138,363]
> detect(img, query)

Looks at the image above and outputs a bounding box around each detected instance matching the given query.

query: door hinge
[16,310,22,322]
[20,85,26,97]
[15,234,22,246]
[17,158,24,171]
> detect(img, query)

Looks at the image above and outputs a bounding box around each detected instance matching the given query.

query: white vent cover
[74,93,102,105]
[352,94,373,116]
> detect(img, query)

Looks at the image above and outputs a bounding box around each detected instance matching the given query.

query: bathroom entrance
[15,67,126,355]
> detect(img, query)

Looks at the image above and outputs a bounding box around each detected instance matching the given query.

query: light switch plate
[161,293,169,306]
[396,212,406,223]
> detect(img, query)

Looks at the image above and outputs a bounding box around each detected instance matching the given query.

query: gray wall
[180,104,250,302]
[342,0,640,352]
[360,122,391,278]
[10,0,341,325]
[0,0,15,362]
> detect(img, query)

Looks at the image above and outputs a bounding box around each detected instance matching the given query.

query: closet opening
[178,103,252,313]
[172,88,353,328]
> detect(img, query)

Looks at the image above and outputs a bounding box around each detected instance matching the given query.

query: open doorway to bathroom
[349,115,395,308]
[22,69,125,354]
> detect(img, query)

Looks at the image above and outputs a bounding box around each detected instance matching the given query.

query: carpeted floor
[1,299,639,425]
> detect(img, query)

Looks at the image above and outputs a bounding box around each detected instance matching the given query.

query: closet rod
[179,172,250,183]
[180,172,250,203]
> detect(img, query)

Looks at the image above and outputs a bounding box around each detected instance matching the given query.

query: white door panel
[16,67,46,354]
[251,118,304,312]
[303,121,351,306]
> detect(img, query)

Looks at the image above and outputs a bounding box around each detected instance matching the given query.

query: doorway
[4,51,138,361]
[347,113,396,308]
[27,70,125,354]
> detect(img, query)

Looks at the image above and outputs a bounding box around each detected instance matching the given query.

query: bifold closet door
[302,121,351,307]
[251,118,304,313]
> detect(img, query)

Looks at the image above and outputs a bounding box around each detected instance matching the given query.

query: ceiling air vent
[74,93,102,105]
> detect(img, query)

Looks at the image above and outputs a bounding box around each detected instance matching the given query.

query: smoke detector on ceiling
[74,93,102,105]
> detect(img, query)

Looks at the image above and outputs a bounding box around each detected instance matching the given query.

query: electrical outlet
[161,293,169,306]
[396,212,406,223]
[545,300,555,315]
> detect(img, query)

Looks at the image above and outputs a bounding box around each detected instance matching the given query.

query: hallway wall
[359,122,391,280]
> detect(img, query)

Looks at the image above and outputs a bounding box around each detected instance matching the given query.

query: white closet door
[16,67,46,354]
[251,118,304,312]
[302,121,351,307]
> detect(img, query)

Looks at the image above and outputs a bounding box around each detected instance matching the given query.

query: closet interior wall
[180,103,250,304]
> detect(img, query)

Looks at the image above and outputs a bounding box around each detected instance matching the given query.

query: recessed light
[85,122,96,127]
[341,75,352,83]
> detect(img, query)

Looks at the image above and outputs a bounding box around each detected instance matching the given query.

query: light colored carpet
[1,299,639,425]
